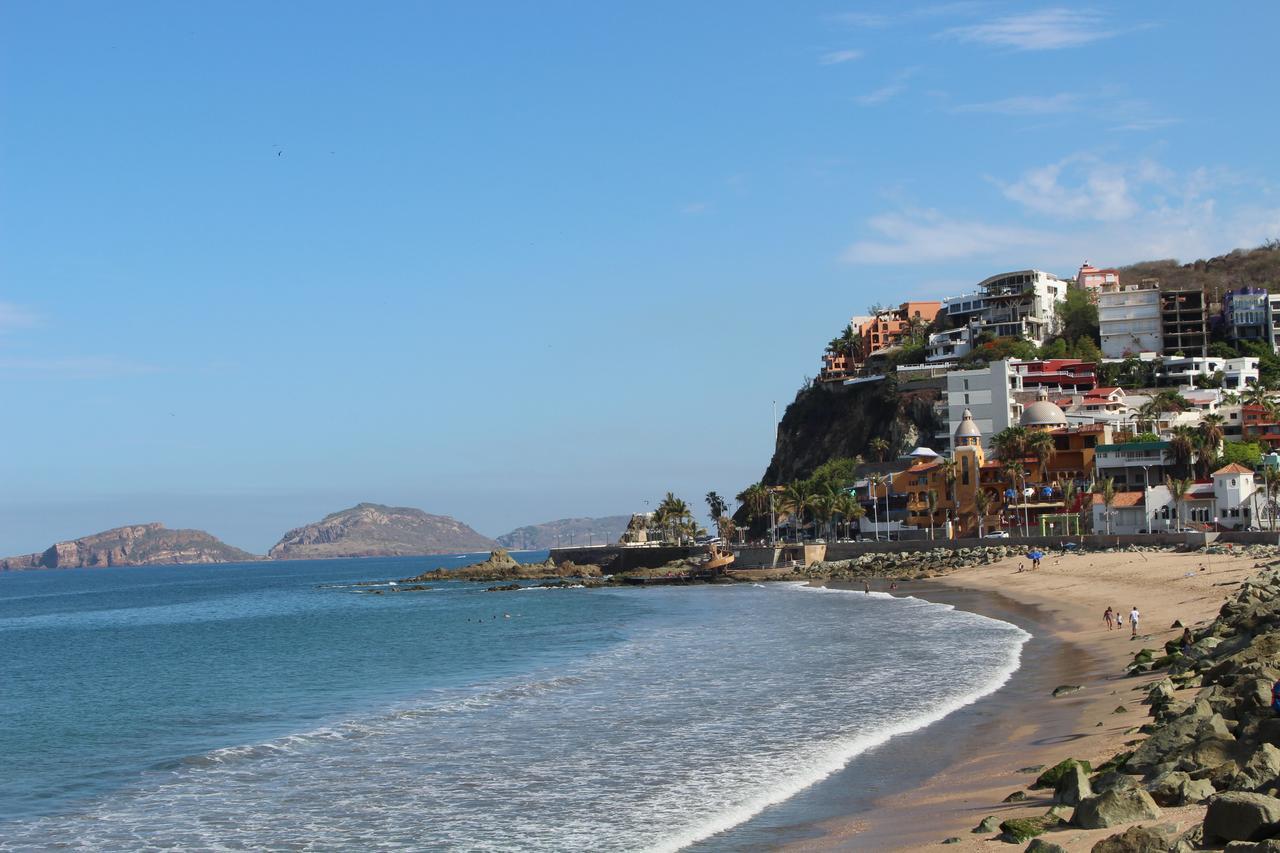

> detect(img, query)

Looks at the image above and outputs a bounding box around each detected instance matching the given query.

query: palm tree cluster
[736,477,865,543]
[650,492,703,544]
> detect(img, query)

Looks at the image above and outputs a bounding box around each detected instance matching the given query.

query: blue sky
[2,2,1278,554]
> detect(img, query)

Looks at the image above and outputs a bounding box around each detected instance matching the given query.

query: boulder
[1239,744,1280,792]
[1072,789,1162,829]
[999,816,1056,844]
[1025,839,1068,853]
[1093,771,1141,794]
[1004,790,1028,802]
[1035,758,1093,789]
[974,815,1000,834]
[1089,824,1179,853]
[1204,792,1280,842]
[1056,762,1093,805]
[1053,684,1084,698]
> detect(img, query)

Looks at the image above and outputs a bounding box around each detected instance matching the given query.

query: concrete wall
[548,545,700,573]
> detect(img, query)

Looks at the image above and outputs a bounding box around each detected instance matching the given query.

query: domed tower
[952,410,986,535]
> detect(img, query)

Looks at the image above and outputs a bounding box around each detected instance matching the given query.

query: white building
[944,360,1022,450]
[940,270,1069,346]
[1213,463,1257,530]
[1156,356,1259,389]
[1098,281,1162,358]
[925,325,976,363]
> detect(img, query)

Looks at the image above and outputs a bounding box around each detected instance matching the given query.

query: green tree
[1165,475,1193,530]
[1056,288,1099,342]
[974,488,993,537]
[1100,477,1117,535]
[991,426,1030,461]
[705,491,728,523]
[869,437,890,462]
[925,489,939,540]
[1221,441,1264,469]
[1168,426,1197,477]
[735,483,769,524]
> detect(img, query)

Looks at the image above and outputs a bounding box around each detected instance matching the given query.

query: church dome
[954,409,982,439]
[1020,388,1068,428]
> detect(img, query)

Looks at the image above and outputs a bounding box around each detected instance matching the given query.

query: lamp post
[1141,464,1153,535]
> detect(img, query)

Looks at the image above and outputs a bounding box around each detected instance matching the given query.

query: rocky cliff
[268,503,497,559]
[495,516,631,550]
[0,523,259,570]
[760,379,943,485]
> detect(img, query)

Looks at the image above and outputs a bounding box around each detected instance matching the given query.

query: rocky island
[268,503,497,560]
[0,523,258,570]
[495,516,630,550]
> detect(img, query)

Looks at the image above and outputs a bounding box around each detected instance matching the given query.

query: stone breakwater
[971,556,1280,851]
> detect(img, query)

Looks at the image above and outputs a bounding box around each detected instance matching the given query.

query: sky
[2,2,1279,555]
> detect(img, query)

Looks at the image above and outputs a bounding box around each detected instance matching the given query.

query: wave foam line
[649,587,1030,853]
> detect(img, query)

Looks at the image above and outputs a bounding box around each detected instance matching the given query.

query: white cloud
[941,8,1117,50]
[842,210,1052,263]
[996,155,1158,221]
[855,68,918,106]
[819,49,864,65]
[680,201,711,215]
[953,92,1081,115]
[0,302,39,333]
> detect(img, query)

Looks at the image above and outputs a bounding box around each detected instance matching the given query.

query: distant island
[267,502,498,559]
[495,515,630,550]
[0,523,258,571]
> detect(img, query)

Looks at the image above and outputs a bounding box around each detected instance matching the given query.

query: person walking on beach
[1129,606,1141,638]
[863,580,870,594]
[1104,606,1114,631]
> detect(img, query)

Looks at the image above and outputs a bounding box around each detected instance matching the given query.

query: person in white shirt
[1129,606,1140,638]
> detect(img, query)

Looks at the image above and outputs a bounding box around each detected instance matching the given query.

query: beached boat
[703,545,735,572]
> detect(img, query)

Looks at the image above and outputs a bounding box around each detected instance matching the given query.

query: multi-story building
[859,301,941,358]
[939,270,1069,347]
[1161,286,1209,357]
[925,324,977,363]
[1076,262,1120,300]
[1156,355,1259,389]
[1223,287,1279,351]
[1093,440,1174,491]
[1011,359,1097,393]
[818,351,853,383]
[1098,280,1162,358]
[944,360,1023,450]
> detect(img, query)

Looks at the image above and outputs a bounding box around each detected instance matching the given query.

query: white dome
[954,409,982,438]
[1020,388,1068,428]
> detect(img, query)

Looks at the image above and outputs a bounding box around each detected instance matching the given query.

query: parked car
[984,530,1010,539]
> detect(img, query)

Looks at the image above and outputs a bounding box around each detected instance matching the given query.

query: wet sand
[791,547,1262,851]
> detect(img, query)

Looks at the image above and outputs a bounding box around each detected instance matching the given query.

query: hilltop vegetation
[1120,240,1280,302]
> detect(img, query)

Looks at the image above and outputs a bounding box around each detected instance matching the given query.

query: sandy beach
[797,545,1266,851]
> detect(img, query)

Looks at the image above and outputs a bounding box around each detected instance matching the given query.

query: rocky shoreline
[948,554,1280,851]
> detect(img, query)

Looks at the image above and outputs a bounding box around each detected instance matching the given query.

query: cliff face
[761,380,943,486]
[0,523,259,570]
[495,516,631,550]
[268,503,497,559]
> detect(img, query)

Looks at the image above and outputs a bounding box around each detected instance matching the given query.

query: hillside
[0,523,259,570]
[1119,241,1280,302]
[268,503,497,559]
[496,515,631,550]
[761,380,943,486]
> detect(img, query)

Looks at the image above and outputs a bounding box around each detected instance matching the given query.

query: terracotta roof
[1213,463,1254,476]
[1091,491,1145,508]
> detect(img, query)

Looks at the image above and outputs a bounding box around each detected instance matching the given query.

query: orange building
[860,301,941,358]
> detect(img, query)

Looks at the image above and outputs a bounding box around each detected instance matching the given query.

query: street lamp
[1140,464,1153,535]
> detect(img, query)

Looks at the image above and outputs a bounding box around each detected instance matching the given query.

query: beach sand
[795,546,1265,851]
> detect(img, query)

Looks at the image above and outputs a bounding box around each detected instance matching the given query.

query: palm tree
[655,492,693,544]
[735,483,769,526]
[1244,382,1270,408]
[925,489,939,540]
[991,426,1030,461]
[1165,475,1193,530]
[705,491,728,524]
[834,492,864,539]
[974,488,992,537]
[779,483,809,543]
[1026,430,1055,479]
[1168,426,1197,478]
[1002,460,1027,534]
[869,437,890,462]
[1199,414,1225,461]
[811,492,835,541]
[1101,477,1117,535]
[1136,400,1162,434]
[939,458,959,509]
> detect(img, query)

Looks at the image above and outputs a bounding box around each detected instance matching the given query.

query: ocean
[0,555,1029,851]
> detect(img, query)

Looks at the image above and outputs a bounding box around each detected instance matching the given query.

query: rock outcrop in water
[0,523,258,570]
[401,549,602,582]
[268,503,497,559]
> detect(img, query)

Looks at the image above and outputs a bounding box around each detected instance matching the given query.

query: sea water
[0,556,1028,850]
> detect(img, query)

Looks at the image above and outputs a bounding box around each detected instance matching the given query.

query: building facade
[1161,287,1209,357]
[939,270,1069,347]
[1077,262,1120,300]
[944,360,1023,450]
[1098,280,1162,358]
[860,301,941,358]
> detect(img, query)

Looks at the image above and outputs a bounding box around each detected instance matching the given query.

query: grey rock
[1092,771,1141,794]
[1203,791,1280,842]
[1056,762,1093,805]
[974,815,1000,834]
[1238,743,1280,792]
[1053,684,1084,698]
[1089,824,1179,853]
[1025,839,1068,853]
[1072,789,1162,829]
